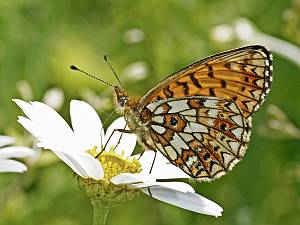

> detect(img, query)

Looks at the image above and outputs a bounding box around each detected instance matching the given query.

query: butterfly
[73,45,273,182]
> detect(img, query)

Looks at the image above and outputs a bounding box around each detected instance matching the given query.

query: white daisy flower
[14,99,223,217]
[0,135,35,173]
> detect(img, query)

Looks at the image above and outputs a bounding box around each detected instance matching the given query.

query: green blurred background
[0,0,300,224]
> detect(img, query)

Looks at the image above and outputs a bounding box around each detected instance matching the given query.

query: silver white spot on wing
[208,109,218,117]
[227,102,240,114]
[146,102,158,112]
[255,67,264,76]
[151,125,166,134]
[222,153,233,167]
[194,133,203,142]
[181,109,197,116]
[168,100,190,113]
[186,156,198,167]
[165,145,178,160]
[184,115,197,122]
[203,99,218,108]
[207,119,215,126]
[251,89,262,98]
[231,127,243,140]
[155,106,165,115]
[179,133,194,142]
[230,115,243,126]
[255,79,264,88]
[152,115,164,124]
[210,162,224,176]
[170,133,189,152]
[228,141,240,155]
[245,101,254,111]
[184,122,209,133]
[156,143,168,156]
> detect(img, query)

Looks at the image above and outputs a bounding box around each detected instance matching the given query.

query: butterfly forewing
[139,45,273,118]
[140,96,252,181]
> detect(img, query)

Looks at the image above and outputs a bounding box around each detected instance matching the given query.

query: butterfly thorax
[113,86,156,150]
[124,97,157,151]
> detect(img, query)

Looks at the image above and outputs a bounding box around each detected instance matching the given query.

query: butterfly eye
[118,96,127,108]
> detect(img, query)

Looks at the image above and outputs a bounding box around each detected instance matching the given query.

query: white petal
[151,182,195,193]
[111,173,193,192]
[70,100,104,150]
[120,173,194,191]
[17,116,48,151]
[14,99,81,154]
[0,159,27,173]
[53,151,104,180]
[111,172,156,186]
[104,117,137,157]
[0,146,36,159]
[135,151,154,172]
[142,186,223,217]
[138,151,190,179]
[151,163,190,179]
[0,136,15,148]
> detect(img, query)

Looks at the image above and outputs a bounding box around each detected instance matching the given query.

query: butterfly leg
[149,151,157,174]
[96,127,133,158]
[138,149,157,173]
[110,124,134,153]
[137,135,158,160]
[147,187,153,197]
[137,151,145,160]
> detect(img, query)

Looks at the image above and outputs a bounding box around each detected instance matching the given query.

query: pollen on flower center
[78,146,142,203]
[87,146,142,182]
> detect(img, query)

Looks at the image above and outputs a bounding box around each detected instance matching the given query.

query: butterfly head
[70,62,130,115]
[113,86,128,114]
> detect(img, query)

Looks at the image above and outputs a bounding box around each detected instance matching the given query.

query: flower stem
[91,198,111,225]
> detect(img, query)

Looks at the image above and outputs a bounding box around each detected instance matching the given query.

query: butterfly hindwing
[141,96,252,181]
[139,45,273,118]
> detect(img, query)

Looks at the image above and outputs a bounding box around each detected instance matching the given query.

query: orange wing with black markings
[141,96,252,181]
[139,45,273,118]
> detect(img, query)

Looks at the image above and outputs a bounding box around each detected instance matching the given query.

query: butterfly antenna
[70,65,114,88]
[104,55,124,89]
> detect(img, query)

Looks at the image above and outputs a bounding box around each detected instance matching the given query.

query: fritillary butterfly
[74,45,273,181]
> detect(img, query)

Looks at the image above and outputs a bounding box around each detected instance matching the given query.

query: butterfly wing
[139,45,273,118]
[140,96,252,181]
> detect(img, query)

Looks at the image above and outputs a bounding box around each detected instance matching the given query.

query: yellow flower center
[77,146,142,204]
